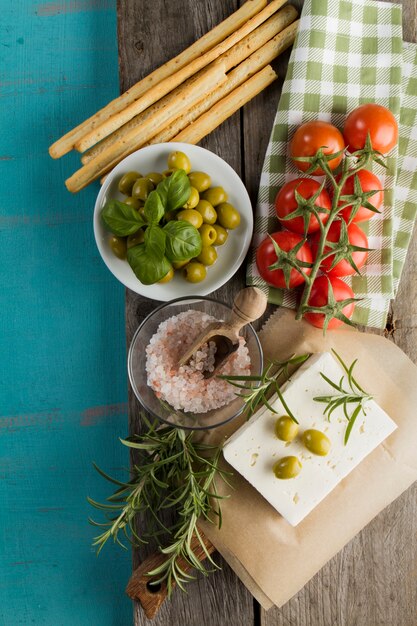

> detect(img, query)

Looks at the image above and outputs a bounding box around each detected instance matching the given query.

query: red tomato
[337,169,383,223]
[290,121,345,176]
[311,221,368,277]
[275,178,331,235]
[256,231,312,289]
[304,275,355,329]
[343,104,398,155]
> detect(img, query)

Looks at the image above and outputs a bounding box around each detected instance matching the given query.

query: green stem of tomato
[295,155,370,320]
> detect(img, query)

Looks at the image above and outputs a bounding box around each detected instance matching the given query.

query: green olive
[162,168,177,178]
[118,171,142,195]
[127,230,145,248]
[132,177,154,201]
[172,259,190,270]
[196,200,217,225]
[167,150,191,174]
[201,186,228,207]
[183,187,199,209]
[302,429,331,456]
[199,224,217,247]
[273,456,302,480]
[177,209,203,229]
[188,171,211,193]
[216,202,241,229]
[109,235,127,260]
[158,266,174,284]
[183,262,206,283]
[164,210,178,222]
[275,416,299,442]
[145,171,163,186]
[196,246,217,266]
[212,224,228,246]
[123,196,142,210]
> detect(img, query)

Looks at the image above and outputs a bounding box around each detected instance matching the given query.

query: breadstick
[74,0,288,153]
[81,67,210,164]
[146,21,298,147]
[81,7,297,165]
[49,0,266,159]
[172,66,278,145]
[65,62,227,193]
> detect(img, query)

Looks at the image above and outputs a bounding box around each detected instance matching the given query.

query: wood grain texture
[118,1,417,625]
[118,1,255,624]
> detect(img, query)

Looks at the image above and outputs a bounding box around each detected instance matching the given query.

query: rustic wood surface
[117,1,417,624]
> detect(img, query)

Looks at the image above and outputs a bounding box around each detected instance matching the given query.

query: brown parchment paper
[199,308,417,610]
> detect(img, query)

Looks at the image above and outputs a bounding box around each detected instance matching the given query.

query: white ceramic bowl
[93,143,253,301]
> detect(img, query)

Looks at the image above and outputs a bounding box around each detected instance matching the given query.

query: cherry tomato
[343,104,398,155]
[256,231,312,289]
[337,169,383,223]
[275,178,331,235]
[311,221,369,277]
[290,121,345,176]
[304,275,355,329]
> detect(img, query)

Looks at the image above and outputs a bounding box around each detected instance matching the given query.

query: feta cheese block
[223,351,397,527]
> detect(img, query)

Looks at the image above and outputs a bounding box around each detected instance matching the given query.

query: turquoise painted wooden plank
[0,1,133,624]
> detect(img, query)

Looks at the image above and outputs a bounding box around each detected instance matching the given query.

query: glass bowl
[127,296,263,430]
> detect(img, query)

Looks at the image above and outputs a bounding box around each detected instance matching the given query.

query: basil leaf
[127,245,172,285]
[144,224,166,257]
[101,199,144,236]
[156,169,191,212]
[144,190,165,224]
[163,220,202,262]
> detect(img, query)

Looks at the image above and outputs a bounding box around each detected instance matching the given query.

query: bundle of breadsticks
[49,0,299,193]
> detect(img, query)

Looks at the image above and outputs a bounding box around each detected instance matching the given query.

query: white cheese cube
[223,352,397,526]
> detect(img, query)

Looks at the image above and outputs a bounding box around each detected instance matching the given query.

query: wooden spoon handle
[126,528,215,620]
[228,287,268,334]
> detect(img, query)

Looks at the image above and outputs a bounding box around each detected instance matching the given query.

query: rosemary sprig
[88,415,231,594]
[313,349,373,444]
[219,353,311,423]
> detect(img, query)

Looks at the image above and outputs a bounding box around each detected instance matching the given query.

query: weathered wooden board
[118,1,417,624]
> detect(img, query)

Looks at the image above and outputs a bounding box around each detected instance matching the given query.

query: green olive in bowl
[196,246,217,266]
[216,202,241,229]
[196,200,217,225]
[132,177,154,201]
[118,171,142,195]
[212,224,228,246]
[183,187,199,209]
[201,186,228,206]
[145,171,163,186]
[127,230,145,248]
[123,196,142,210]
[177,209,203,229]
[199,224,217,247]
[183,262,206,283]
[109,235,127,260]
[167,150,191,174]
[188,171,211,193]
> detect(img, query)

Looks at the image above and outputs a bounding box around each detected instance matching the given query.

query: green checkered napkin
[246,0,417,328]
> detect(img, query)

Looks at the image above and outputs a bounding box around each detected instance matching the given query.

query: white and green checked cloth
[246,0,417,328]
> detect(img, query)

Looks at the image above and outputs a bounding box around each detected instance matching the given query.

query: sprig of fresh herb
[313,349,373,444]
[219,353,311,423]
[88,415,231,593]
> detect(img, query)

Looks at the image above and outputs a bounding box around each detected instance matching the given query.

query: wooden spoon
[177,287,267,378]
